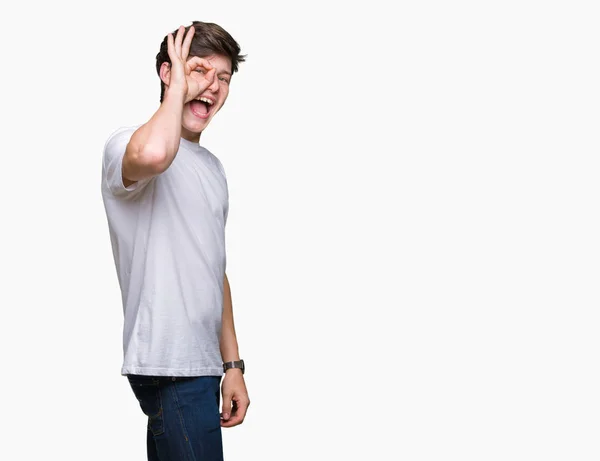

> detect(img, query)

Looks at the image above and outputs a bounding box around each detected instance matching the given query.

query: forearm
[220,273,241,362]
[123,87,186,182]
[219,274,250,426]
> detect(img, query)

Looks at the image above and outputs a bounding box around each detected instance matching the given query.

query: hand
[166,25,217,103]
[220,370,250,427]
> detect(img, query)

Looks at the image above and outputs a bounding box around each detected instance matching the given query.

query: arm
[220,273,250,427]
[121,89,186,186]
[121,25,216,186]
[220,273,240,362]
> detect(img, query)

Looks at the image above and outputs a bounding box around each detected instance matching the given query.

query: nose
[208,74,220,93]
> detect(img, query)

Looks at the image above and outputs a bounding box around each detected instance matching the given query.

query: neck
[181,127,201,144]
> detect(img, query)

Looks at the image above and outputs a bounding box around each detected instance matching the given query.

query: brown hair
[155,21,246,102]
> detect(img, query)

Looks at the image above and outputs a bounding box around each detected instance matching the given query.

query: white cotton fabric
[101,126,229,377]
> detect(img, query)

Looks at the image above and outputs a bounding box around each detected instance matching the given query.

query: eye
[218,77,230,84]
[195,68,206,74]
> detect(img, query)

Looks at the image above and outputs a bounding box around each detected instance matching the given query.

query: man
[101,21,249,460]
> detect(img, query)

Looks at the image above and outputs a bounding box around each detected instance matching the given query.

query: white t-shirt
[101,126,229,377]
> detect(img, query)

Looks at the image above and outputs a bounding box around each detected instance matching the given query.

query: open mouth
[190,96,215,119]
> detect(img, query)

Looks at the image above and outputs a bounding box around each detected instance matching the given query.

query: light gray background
[1,0,598,459]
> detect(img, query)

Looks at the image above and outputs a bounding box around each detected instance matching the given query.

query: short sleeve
[102,127,153,199]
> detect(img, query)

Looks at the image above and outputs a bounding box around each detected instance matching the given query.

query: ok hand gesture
[166,26,217,104]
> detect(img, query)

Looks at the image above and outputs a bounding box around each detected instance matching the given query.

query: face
[180,54,232,141]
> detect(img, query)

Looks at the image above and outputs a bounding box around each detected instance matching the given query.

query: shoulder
[103,125,138,156]
[201,147,227,178]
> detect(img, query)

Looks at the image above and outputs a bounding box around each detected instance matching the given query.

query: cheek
[219,89,229,106]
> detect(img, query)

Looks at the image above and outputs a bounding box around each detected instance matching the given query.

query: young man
[101,22,249,460]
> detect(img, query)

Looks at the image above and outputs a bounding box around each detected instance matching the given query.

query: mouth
[190,96,216,120]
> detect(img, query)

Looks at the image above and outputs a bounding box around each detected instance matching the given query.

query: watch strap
[223,359,245,374]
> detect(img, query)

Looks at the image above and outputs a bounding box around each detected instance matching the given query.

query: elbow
[134,148,169,175]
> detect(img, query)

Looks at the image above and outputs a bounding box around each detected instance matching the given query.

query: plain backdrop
[1,0,599,459]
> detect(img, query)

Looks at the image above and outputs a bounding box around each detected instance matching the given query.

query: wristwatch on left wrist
[223,359,245,374]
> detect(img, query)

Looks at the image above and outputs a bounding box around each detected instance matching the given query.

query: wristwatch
[223,359,245,374]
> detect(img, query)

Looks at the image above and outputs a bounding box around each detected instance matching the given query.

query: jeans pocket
[127,376,165,436]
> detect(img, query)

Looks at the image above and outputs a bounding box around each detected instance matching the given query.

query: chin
[183,122,206,134]
[182,116,210,134]
[183,106,216,134]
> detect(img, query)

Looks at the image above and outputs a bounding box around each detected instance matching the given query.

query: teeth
[198,97,214,105]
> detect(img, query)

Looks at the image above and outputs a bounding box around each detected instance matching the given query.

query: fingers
[186,56,214,74]
[204,68,217,89]
[164,25,194,94]
[167,33,176,62]
[186,57,216,96]
[166,25,187,65]
[221,392,233,422]
[181,26,195,60]
[174,25,185,57]
[221,395,250,428]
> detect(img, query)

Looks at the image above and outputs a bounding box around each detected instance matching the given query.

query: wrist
[222,359,245,375]
[224,368,243,376]
[164,85,187,103]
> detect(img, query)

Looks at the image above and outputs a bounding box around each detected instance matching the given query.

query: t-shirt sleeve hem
[102,126,153,199]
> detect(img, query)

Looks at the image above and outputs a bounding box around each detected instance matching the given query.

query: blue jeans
[127,375,224,461]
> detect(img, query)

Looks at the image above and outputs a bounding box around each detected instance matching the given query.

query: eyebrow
[218,71,232,76]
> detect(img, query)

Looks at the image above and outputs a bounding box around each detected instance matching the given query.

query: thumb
[222,393,232,420]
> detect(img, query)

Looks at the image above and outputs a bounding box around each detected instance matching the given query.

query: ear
[159,62,171,87]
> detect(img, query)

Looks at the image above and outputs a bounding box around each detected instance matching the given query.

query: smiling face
[155,22,245,142]
[179,54,232,142]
